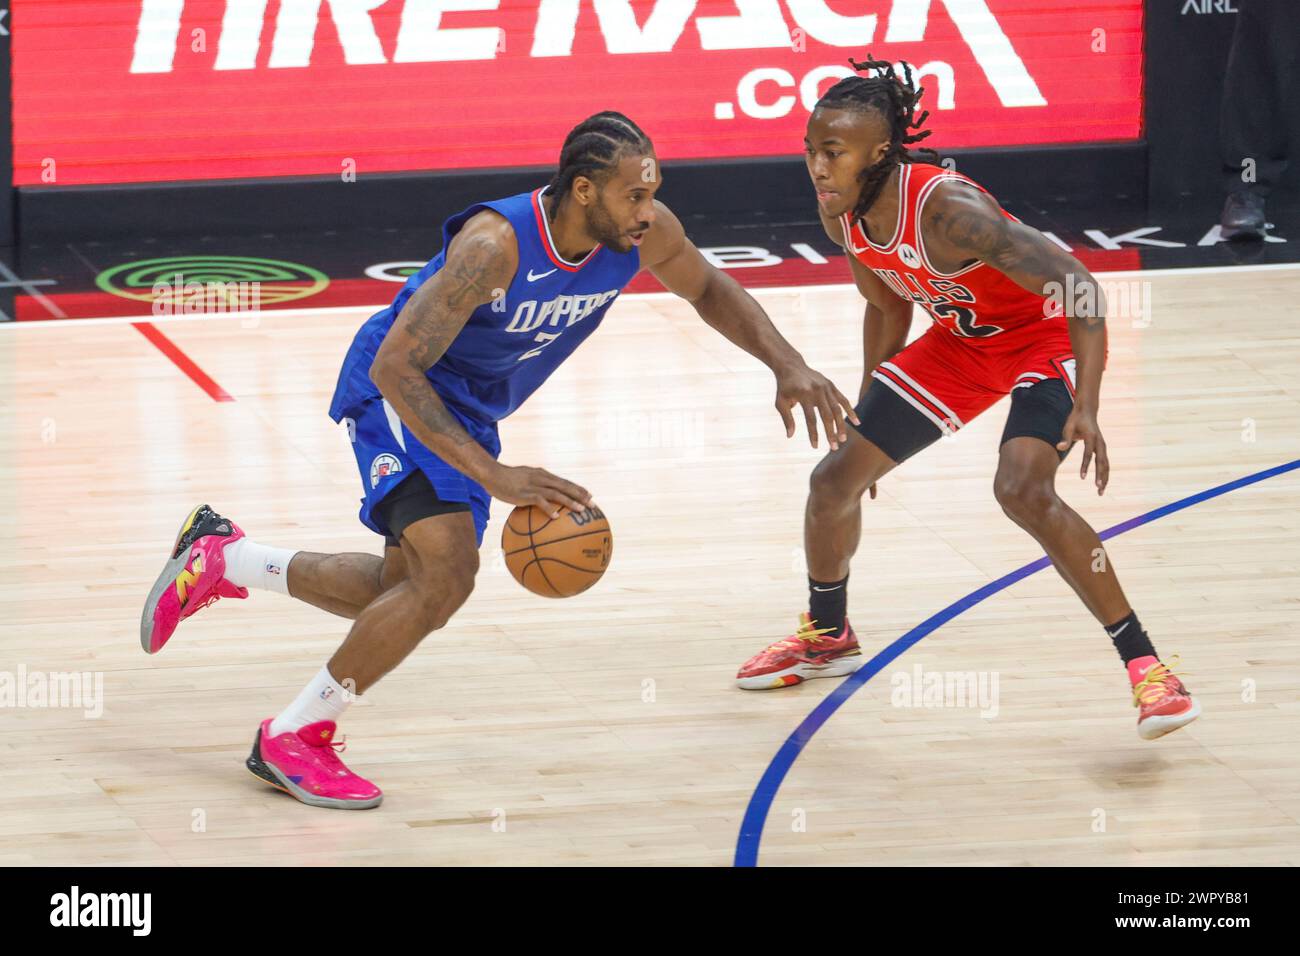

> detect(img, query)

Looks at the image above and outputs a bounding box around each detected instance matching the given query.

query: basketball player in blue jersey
[139,111,858,809]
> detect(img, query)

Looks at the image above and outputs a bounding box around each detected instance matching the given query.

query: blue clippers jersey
[329,186,640,424]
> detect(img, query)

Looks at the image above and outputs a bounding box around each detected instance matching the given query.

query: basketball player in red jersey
[735,58,1198,740]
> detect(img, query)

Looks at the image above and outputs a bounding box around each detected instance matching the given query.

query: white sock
[269,665,352,736]
[223,538,298,595]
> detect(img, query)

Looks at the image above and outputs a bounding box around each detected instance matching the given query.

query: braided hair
[815,55,938,220]
[547,111,653,215]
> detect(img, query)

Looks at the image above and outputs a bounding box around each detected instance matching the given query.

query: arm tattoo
[926,204,1053,283]
[396,374,476,446]
[926,194,1105,328]
[442,233,506,309]
[386,229,513,447]
[405,232,508,369]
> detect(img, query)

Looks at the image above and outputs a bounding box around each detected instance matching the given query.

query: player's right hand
[485,464,593,518]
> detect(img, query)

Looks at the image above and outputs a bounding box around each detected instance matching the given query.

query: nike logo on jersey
[526,267,558,282]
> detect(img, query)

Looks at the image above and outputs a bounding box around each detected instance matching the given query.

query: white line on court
[2,261,1298,331]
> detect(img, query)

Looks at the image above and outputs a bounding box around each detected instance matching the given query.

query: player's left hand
[774,363,860,451]
[1057,406,1109,495]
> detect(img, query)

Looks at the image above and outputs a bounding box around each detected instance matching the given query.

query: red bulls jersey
[841,163,1061,340]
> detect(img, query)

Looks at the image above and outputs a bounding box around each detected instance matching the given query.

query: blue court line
[734,458,1300,867]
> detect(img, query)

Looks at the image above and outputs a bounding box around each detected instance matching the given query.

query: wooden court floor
[1,265,1297,866]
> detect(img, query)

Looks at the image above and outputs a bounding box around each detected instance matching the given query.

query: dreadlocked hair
[815,55,939,221]
[547,111,653,213]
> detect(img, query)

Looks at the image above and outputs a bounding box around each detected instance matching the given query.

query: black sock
[1105,610,1156,664]
[808,575,849,634]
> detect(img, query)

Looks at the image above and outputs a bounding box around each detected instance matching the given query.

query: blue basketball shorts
[339,395,500,546]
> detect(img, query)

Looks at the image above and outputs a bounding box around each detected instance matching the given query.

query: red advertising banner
[13,0,1143,187]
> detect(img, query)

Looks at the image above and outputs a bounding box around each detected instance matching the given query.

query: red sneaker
[736,613,862,690]
[1132,657,1201,740]
[246,719,383,810]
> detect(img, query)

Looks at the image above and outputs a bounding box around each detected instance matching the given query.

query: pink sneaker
[139,504,248,654]
[246,719,383,810]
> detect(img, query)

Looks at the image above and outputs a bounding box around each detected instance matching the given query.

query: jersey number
[929,302,1004,338]
[518,331,561,362]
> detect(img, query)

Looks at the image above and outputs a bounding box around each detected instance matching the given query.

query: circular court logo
[96,255,329,306]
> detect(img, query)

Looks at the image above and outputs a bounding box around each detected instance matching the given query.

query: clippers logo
[505,289,621,362]
[505,290,620,335]
[174,552,205,605]
[370,454,402,489]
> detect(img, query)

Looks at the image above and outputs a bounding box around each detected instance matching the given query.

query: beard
[584,196,636,252]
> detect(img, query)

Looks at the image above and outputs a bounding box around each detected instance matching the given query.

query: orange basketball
[502,504,613,598]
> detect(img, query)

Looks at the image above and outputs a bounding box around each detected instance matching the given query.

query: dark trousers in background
[1220,0,1300,197]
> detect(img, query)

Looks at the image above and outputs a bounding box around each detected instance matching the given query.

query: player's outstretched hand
[774,363,861,452]
[1057,406,1109,495]
[484,464,593,518]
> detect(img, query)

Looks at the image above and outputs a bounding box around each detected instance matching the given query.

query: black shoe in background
[1220,191,1267,240]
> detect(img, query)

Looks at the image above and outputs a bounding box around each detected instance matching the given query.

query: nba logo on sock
[370,454,402,488]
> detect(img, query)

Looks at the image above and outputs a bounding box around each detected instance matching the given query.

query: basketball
[502,504,613,598]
